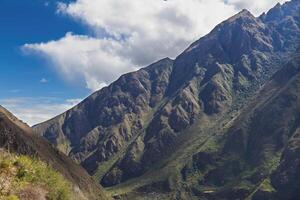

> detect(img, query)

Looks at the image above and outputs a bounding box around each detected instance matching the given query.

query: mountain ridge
[0,106,109,200]
[34,1,300,199]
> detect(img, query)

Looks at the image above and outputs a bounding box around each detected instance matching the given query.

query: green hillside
[0,150,72,200]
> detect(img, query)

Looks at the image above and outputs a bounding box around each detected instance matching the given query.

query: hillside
[0,106,109,200]
[0,150,73,200]
[34,0,300,199]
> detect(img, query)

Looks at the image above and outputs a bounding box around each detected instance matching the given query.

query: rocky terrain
[34,0,300,199]
[0,106,109,200]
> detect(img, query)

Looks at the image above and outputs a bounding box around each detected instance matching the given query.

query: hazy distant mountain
[34,0,300,199]
[0,106,109,200]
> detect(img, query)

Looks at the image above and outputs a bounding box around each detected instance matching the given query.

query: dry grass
[0,150,73,200]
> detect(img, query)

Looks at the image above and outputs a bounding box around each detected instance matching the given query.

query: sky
[0,0,289,126]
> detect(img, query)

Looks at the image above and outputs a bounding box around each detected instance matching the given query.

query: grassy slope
[0,150,73,200]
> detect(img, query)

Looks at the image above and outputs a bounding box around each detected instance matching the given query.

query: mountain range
[4,0,300,199]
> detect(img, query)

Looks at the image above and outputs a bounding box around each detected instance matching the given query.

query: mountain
[0,106,109,200]
[178,50,300,200]
[34,0,300,199]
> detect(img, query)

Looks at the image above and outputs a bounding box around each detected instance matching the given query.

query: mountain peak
[275,2,281,7]
[226,8,254,22]
[240,8,252,14]
[263,0,299,23]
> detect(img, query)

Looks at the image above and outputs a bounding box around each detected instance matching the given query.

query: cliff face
[34,1,300,199]
[0,106,109,200]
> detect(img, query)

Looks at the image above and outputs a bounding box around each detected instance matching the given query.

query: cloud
[0,97,82,126]
[23,0,288,91]
[40,78,49,84]
[44,2,50,7]
[23,33,136,91]
[225,0,289,15]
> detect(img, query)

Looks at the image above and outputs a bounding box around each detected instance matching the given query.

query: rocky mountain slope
[34,0,300,199]
[0,106,109,200]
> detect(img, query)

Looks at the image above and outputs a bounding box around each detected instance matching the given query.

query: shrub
[0,159,10,170]
[5,195,19,200]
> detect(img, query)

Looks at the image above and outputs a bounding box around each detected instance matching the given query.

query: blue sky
[0,0,89,124]
[0,0,88,98]
[0,0,288,125]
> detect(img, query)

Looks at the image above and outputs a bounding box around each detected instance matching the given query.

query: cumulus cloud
[23,0,288,91]
[0,97,82,126]
[23,33,135,90]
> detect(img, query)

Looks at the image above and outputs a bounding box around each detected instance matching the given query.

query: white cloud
[23,33,136,91]
[40,78,49,84]
[0,97,82,126]
[225,0,289,15]
[23,0,289,91]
